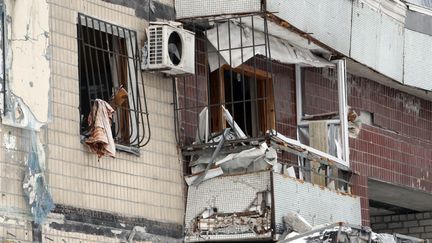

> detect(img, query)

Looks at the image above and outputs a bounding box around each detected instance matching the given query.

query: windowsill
[80,136,140,157]
[115,143,140,156]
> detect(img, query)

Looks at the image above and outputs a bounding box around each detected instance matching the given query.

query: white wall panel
[404,29,432,90]
[175,0,261,19]
[184,171,271,241]
[267,0,353,55]
[273,174,362,235]
[351,0,405,82]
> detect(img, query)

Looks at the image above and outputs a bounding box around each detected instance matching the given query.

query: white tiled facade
[0,0,184,242]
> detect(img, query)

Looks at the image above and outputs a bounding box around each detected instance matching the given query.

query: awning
[206,20,334,72]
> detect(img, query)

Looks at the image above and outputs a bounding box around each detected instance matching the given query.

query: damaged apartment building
[0,0,186,242]
[1,0,432,243]
[173,0,432,242]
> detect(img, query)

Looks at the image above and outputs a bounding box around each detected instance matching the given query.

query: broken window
[173,15,277,145]
[77,14,150,150]
[210,64,275,137]
[174,13,352,193]
[294,61,351,188]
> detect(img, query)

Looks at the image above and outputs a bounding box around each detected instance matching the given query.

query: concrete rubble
[183,108,427,242]
[183,108,361,241]
[280,221,426,243]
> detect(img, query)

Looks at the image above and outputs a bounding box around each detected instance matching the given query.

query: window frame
[77,13,150,152]
[209,64,275,137]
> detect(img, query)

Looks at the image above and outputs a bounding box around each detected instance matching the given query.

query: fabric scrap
[85,99,116,158]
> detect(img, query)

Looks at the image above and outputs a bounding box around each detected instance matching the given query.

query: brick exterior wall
[176,32,209,145]
[0,0,183,241]
[177,61,432,229]
[178,64,432,227]
[371,212,432,240]
[176,56,297,145]
[48,0,183,224]
[302,68,432,226]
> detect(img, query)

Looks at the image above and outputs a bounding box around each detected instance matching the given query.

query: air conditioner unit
[141,22,195,75]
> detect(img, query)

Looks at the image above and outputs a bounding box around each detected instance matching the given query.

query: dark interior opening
[168,31,182,65]
[78,25,115,133]
[224,70,254,136]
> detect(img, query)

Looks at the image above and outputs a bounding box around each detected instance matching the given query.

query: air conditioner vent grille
[142,23,195,75]
[149,26,163,64]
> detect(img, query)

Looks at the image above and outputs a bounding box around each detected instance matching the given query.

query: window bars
[173,13,276,147]
[77,13,150,148]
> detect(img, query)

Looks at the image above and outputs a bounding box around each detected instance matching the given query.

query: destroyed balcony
[183,134,362,241]
[173,12,361,242]
[174,13,352,173]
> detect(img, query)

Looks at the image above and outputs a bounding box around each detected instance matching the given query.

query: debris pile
[184,109,357,242]
[188,190,272,239]
[280,219,425,243]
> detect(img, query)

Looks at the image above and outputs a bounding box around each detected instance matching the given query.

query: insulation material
[185,171,272,242]
[1,82,53,224]
[22,131,54,225]
[273,173,361,236]
[309,121,329,186]
[348,110,362,138]
[309,121,329,153]
[216,143,276,172]
[185,142,277,185]
[239,16,328,53]
[206,21,333,72]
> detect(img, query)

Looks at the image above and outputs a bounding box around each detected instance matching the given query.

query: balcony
[185,168,361,242]
[175,0,432,94]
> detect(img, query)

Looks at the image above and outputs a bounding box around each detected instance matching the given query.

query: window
[210,64,275,137]
[77,14,150,149]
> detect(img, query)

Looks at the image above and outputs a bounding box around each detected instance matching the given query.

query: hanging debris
[22,131,55,225]
[84,99,116,159]
[188,190,272,239]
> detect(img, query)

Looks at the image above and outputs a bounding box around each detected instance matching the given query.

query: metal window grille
[173,13,354,188]
[77,13,150,148]
[173,13,276,147]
